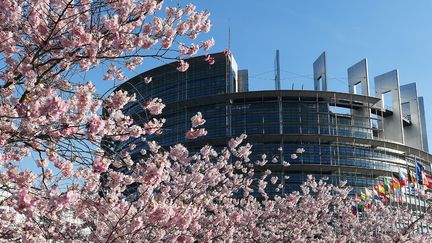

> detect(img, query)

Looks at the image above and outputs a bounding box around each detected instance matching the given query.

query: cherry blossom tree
[0,0,431,241]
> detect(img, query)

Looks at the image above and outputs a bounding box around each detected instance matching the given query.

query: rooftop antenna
[275,49,281,90]
[228,27,231,50]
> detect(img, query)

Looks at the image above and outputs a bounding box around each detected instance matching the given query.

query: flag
[423,172,432,188]
[390,175,402,202]
[416,161,424,184]
[383,177,392,193]
[422,171,429,186]
[395,189,402,203]
[377,182,386,196]
[365,188,373,199]
[399,171,408,187]
[372,186,382,201]
[360,191,366,201]
[408,170,416,184]
[404,185,416,195]
[381,195,390,203]
[357,203,364,212]
[351,205,357,215]
[371,186,378,196]
[355,194,362,202]
[389,192,395,202]
[393,176,401,191]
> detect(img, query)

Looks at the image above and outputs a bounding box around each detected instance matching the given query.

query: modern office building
[113,52,431,197]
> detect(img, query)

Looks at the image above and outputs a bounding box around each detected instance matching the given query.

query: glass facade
[111,53,432,198]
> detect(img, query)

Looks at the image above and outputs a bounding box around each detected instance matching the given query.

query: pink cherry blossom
[87,115,106,136]
[201,38,215,51]
[169,144,190,164]
[204,54,215,65]
[177,60,190,72]
[17,188,33,209]
[93,155,109,173]
[143,98,165,115]
[191,112,206,128]
[296,147,305,154]
[105,90,136,110]
[129,143,137,150]
[185,127,207,139]
[36,159,49,168]
[228,134,248,150]
[143,76,153,84]
[144,118,165,135]
[224,48,232,57]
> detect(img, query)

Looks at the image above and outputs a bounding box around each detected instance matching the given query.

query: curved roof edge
[163,90,381,108]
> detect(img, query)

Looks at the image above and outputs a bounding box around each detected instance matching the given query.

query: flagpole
[401,167,409,230]
[415,158,425,233]
[406,159,415,231]
[414,161,421,232]
[393,173,400,231]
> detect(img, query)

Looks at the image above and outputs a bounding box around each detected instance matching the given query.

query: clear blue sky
[192,0,432,151]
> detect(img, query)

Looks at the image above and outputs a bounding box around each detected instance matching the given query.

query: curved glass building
[113,52,431,198]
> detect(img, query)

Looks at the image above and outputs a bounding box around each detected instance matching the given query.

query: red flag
[372,185,378,195]
[399,171,408,187]
[423,172,432,188]
[351,205,357,215]
[377,182,386,196]
[393,176,401,191]
[354,194,362,202]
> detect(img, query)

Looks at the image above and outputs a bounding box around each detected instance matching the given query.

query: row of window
[121,138,417,175]
[157,121,374,143]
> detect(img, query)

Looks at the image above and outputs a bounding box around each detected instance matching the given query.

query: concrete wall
[400,83,423,150]
[313,52,327,91]
[419,97,429,152]
[238,69,249,92]
[348,58,371,136]
[348,59,369,96]
[374,70,404,143]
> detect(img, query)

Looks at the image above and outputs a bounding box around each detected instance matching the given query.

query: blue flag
[416,161,424,184]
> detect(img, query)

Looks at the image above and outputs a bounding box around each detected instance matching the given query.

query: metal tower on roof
[275,49,281,90]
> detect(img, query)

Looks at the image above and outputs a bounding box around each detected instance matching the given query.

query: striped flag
[360,191,367,201]
[372,186,379,197]
[423,172,432,188]
[408,170,416,184]
[377,182,386,196]
[393,176,401,191]
[399,171,408,187]
[383,177,392,193]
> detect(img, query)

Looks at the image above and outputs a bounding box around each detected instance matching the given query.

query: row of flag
[352,161,432,215]
[374,161,432,198]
